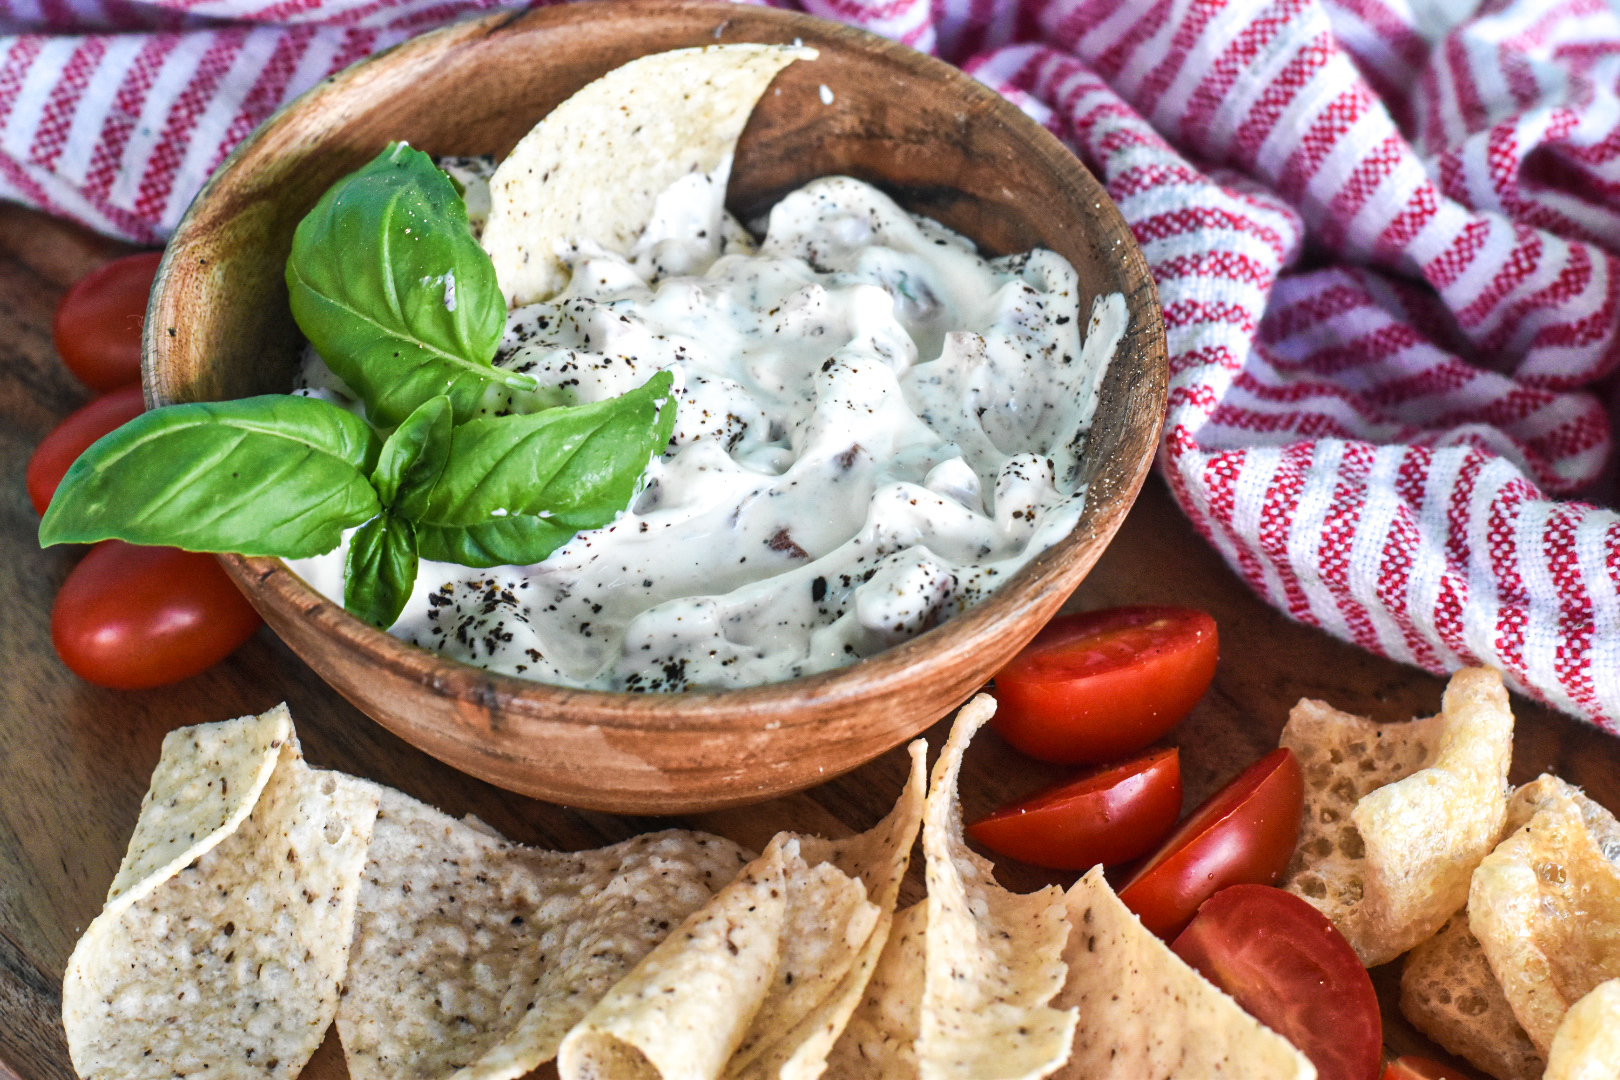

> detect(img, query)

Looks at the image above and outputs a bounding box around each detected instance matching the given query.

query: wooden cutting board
[2,203,1614,1080]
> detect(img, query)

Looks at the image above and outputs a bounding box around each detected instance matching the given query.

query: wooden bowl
[144,0,1168,814]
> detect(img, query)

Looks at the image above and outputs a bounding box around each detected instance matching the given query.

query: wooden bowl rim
[148,0,1169,734]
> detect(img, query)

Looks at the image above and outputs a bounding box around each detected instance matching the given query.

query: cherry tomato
[991,606,1218,764]
[25,385,146,514]
[966,748,1182,870]
[1381,1057,1472,1080]
[52,541,262,690]
[1172,885,1382,1080]
[53,251,162,392]
[1118,747,1304,938]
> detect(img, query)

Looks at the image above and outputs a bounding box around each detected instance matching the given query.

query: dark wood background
[3,203,1615,1080]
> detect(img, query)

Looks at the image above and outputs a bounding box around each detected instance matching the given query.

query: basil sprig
[286,142,536,427]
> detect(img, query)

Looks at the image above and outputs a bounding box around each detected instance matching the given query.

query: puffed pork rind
[336,787,753,1080]
[1051,867,1315,1080]
[557,744,927,1080]
[1470,788,1620,1055]
[482,44,815,306]
[63,707,380,1080]
[1544,979,1620,1080]
[1282,666,1513,966]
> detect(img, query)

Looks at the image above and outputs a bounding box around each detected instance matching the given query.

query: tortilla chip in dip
[1545,978,1620,1080]
[338,787,753,1080]
[1053,868,1316,1080]
[1469,789,1620,1054]
[62,707,380,1080]
[1281,666,1513,966]
[482,43,815,306]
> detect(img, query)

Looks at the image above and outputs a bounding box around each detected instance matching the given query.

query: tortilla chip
[730,741,929,1080]
[1052,867,1314,1080]
[824,902,928,1080]
[103,704,293,916]
[63,710,379,1080]
[1470,791,1620,1054]
[918,694,1077,1080]
[1282,666,1513,966]
[482,43,815,306]
[1545,979,1620,1080]
[1399,912,1545,1080]
[338,787,752,1080]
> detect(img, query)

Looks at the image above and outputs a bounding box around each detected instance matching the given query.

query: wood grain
[4,216,1617,1078]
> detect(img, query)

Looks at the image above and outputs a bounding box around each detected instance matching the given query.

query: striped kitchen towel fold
[5,0,1620,728]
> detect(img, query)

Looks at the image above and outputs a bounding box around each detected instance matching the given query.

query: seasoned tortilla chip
[1470,791,1620,1054]
[825,902,928,1080]
[1052,868,1316,1080]
[1282,667,1513,966]
[918,695,1076,1080]
[103,704,293,915]
[1545,979,1620,1080]
[1399,912,1545,1080]
[482,43,814,306]
[63,709,379,1080]
[338,787,752,1080]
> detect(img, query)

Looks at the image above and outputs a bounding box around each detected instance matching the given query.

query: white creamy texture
[289,166,1127,692]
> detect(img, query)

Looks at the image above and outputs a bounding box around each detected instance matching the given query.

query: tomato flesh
[53,251,162,392]
[967,748,1182,870]
[52,542,262,690]
[26,385,146,514]
[1381,1057,1472,1080]
[1118,747,1304,939]
[992,606,1218,764]
[1172,885,1382,1080]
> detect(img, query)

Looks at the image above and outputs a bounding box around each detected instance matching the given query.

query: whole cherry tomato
[25,385,145,514]
[1381,1057,1472,1080]
[52,541,262,690]
[967,748,1182,870]
[1118,747,1304,938]
[53,251,162,392]
[992,606,1218,764]
[1172,885,1382,1080]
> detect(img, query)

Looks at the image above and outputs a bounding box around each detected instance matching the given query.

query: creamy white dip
[289,162,1126,692]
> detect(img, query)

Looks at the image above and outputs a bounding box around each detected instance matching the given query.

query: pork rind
[337,787,752,1080]
[1469,789,1620,1054]
[1052,867,1315,1080]
[482,44,815,306]
[63,708,380,1080]
[1281,666,1513,966]
[557,745,927,1080]
[1545,979,1620,1080]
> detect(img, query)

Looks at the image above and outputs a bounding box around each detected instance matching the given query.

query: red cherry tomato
[1381,1058,1472,1080]
[966,748,1182,870]
[53,251,162,392]
[991,606,1218,764]
[52,541,262,690]
[1171,885,1382,1080]
[25,385,146,514]
[1118,747,1304,939]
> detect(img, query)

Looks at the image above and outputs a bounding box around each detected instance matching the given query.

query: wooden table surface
[3,203,1616,1080]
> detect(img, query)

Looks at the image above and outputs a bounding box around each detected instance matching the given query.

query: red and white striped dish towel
[6,0,1620,730]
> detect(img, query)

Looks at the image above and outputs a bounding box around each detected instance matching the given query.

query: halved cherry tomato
[1118,747,1304,938]
[966,748,1182,870]
[1381,1057,1471,1080]
[1172,885,1382,1080]
[992,606,1218,764]
[53,251,162,392]
[52,541,262,690]
[25,385,145,514]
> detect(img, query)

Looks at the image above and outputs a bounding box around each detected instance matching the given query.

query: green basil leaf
[40,395,383,556]
[344,512,417,630]
[372,395,452,513]
[285,142,535,427]
[415,371,677,567]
